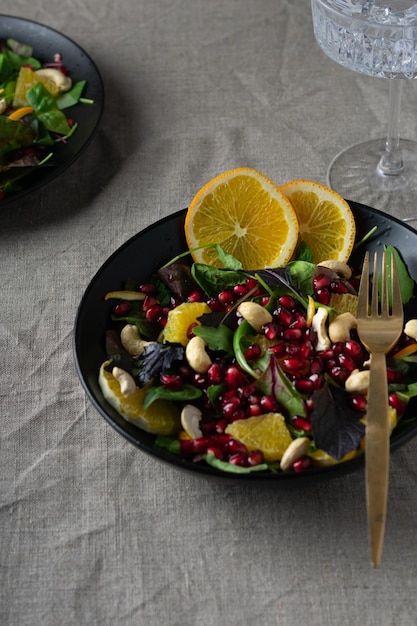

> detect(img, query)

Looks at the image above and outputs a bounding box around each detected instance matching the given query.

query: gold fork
[356,250,403,567]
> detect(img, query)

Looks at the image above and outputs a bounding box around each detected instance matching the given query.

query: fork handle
[366,351,390,567]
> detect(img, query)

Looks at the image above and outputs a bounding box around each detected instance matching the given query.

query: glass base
[326,138,417,218]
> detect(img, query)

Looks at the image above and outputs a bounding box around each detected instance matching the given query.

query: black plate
[0,15,104,205]
[73,202,417,483]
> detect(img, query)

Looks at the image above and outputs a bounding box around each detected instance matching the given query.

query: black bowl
[0,15,104,205]
[73,202,417,483]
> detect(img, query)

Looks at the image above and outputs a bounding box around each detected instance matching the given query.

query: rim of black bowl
[73,203,417,483]
[0,14,105,207]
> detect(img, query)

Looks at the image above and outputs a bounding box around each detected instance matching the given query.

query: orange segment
[99,362,181,435]
[163,302,211,346]
[279,180,356,264]
[13,66,60,107]
[185,168,299,270]
[225,412,293,462]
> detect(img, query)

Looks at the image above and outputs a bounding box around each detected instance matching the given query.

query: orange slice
[279,180,356,264]
[225,412,293,462]
[184,168,299,269]
[99,361,181,435]
[13,66,60,107]
[163,302,211,346]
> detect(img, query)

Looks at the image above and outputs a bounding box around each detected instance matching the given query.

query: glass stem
[377,79,404,176]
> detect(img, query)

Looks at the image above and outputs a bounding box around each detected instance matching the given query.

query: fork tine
[357,251,370,318]
[390,252,403,318]
[380,250,389,316]
[371,251,379,317]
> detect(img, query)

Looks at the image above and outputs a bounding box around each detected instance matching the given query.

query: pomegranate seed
[215,419,228,433]
[229,452,249,467]
[337,353,357,372]
[282,357,306,372]
[244,343,262,361]
[309,357,323,375]
[260,296,270,306]
[295,378,314,395]
[264,323,280,341]
[283,328,303,341]
[305,398,315,413]
[389,393,407,416]
[315,288,331,305]
[207,297,224,312]
[227,439,248,454]
[344,340,364,362]
[207,363,223,385]
[293,456,312,472]
[188,290,205,303]
[309,373,324,390]
[247,450,265,466]
[225,365,245,388]
[320,349,335,361]
[222,398,241,419]
[275,308,293,326]
[245,277,259,291]
[218,289,235,305]
[139,283,155,293]
[350,395,367,412]
[113,302,131,316]
[200,421,217,434]
[170,295,182,308]
[386,368,402,384]
[233,284,248,297]
[313,274,331,290]
[206,446,223,459]
[260,395,278,412]
[278,295,295,309]
[145,304,163,321]
[193,373,207,388]
[160,373,183,390]
[240,384,258,399]
[180,440,195,455]
[329,366,349,384]
[300,341,313,360]
[331,281,348,294]
[229,409,247,422]
[291,416,312,432]
[249,404,262,416]
[268,343,286,357]
[143,295,158,311]
[178,365,193,380]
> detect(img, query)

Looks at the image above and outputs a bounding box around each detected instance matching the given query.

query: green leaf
[383,246,416,305]
[155,435,181,455]
[0,116,36,162]
[56,80,86,110]
[213,244,242,269]
[143,383,202,408]
[192,323,234,354]
[26,82,71,135]
[257,355,306,418]
[191,263,245,297]
[287,260,315,297]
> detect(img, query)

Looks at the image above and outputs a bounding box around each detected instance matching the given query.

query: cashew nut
[404,319,417,341]
[181,404,203,439]
[328,312,357,343]
[112,367,137,397]
[35,68,72,92]
[345,369,370,395]
[280,437,311,472]
[312,307,331,351]
[185,336,212,373]
[237,301,273,333]
[120,324,153,356]
[318,260,352,279]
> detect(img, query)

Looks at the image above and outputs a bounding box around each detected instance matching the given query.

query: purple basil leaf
[135,342,185,386]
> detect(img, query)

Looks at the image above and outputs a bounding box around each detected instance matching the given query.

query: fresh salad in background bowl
[0,15,104,205]
[74,169,417,483]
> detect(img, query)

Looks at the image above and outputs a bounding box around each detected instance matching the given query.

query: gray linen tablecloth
[2,1,417,624]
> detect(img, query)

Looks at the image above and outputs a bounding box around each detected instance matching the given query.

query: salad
[98,235,417,475]
[0,37,92,199]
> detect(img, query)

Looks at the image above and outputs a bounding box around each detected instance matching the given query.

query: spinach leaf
[205,451,268,473]
[143,384,202,408]
[191,263,245,296]
[192,323,234,354]
[287,260,315,297]
[383,246,416,305]
[56,80,86,110]
[26,82,72,135]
